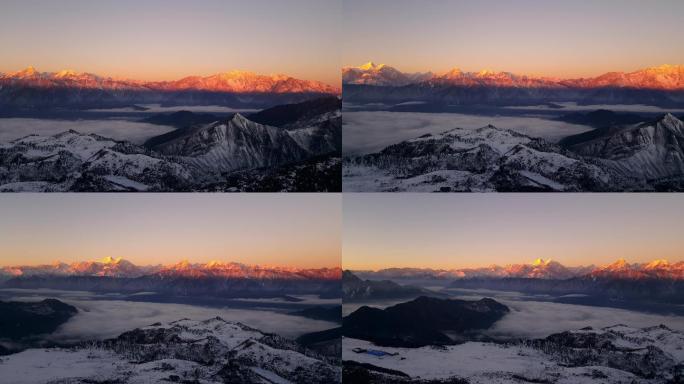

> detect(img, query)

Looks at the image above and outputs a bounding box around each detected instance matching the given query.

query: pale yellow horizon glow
[0,0,341,87]
[0,195,341,269]
[343,195,684,271]
[343,0,684,80]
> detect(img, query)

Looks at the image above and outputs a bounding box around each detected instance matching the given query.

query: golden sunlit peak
[100,256,122,264]
[55,69,78,78]
[205,260,225,268]
[11,66,39,77]
[532,258,551,266]
[645,259,670,269]
[359,62,384,71]
[476,69,497,77]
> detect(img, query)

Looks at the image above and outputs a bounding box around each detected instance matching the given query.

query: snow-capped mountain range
[0,317,341,384]
[344,114,684,191]
[352,258,684,281]
[341,62,433,87]
[343,62,684,90]
[0,66,339,94]
[0,67,339,111]
[0,257,341,281]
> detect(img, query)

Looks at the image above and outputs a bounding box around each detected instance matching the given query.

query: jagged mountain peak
[346,63,684,89]
[1,66,338,94]
[358,62,383,70]
[100,256,124,264]
[1,259,341,280]
[343,62,433,86]
[11,66,39,77]
[532,258,552,266]
[657,112,683,128]
[229,112,251,125]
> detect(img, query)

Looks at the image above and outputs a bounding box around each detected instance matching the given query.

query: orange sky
[344,195,684,271]
[343,0,684,78]
[0,0,341,86]
[0,195,341,268]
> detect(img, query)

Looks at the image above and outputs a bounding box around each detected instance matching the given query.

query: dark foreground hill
[0,299,77,340]
[343,296,509,347]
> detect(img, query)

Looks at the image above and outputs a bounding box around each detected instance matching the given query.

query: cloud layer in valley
[2,290,337,343]
[0,118,175,144]
[343,111,593,155]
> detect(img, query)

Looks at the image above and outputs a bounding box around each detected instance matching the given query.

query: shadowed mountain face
[557,109,648,128]
[343,296,509,348]
[0,299,77,341]
[248,96,341,127]
[342,270,436,302]
[291,306,342,323]
[3,275,342,300]
[561,113,684,183]
[448,276,684,306]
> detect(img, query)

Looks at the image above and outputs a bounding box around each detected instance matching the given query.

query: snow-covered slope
[343,324,684,383]
[344,114,684,191]
[344,124,611,192]
[0,130,192,192]
[152,113,310,174]
[567,113,684,182]
[0,317,341,384]
[0,105,340,192]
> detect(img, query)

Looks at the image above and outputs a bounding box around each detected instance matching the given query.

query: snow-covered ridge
[0,317,341,384]
[353,258,684,281]
[343,62,684,90]
[342,62,433,87]
[0,257,342,280]
[0,66,339,94]
[343,324,684,383]
[0,106,341,192]
[344,114,684,192]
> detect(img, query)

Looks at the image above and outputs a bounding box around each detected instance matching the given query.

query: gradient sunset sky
[343,0,684,77]
[344,195,684,270]
[0,195,340,268]
[0,0,340,85]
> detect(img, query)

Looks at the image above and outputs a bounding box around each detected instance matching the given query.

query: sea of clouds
[1,289,337,343]
[343,111,593,155]
[343,290,684,338]
[0,118,176,145]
